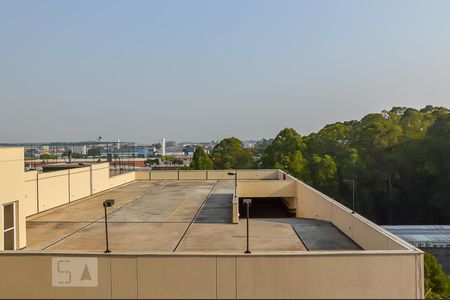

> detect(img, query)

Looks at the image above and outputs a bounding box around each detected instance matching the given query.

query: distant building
[72,145,87,155]
[384,225,450,274]
[182,145,195,156]
[162,138,166,156]
[166,140,176,148]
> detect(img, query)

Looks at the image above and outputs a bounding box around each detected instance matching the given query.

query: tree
[40,153,57,160]
[424,253,450,299]
[309,154,338,196]
[260,128,310,180]
[211,137,254,169]
[87,147,101,157]
[255,106,449,225]
[145,158,159,166]
[190,146,213,170]
[253,138,274,158]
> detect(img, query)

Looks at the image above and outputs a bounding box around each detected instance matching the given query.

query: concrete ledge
[0,251,423,299]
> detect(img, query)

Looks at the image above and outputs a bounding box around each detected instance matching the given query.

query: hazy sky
[1,0,449,144]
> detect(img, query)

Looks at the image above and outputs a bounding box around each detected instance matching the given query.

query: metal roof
[383,225,450,246]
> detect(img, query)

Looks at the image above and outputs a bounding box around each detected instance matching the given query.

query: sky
[1,0,449,144]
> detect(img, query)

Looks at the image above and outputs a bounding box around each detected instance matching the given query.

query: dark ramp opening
[239,197,293,218]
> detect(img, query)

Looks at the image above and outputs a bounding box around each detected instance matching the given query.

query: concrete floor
[262,218,362,250]
[177,221,306,252]
[25,180,357,253]
[195,180,234,223]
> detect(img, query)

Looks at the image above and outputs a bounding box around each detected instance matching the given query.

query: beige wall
[150,170,179,180]
[23,171,38,219]
[135,171,150,180]
[0,148,135,250]
[0,252,423,299]
[69,168,91,202]
[207,170,235,180]
[38,170,70,212]
[0,148,26,250]
[208,170,278,180]
[236,170,278,180]
[178,170,207,180]
[91,164,111,193]
[107,172,135,189]
[295,179,411,251]
[135,170,279,181]
[22,164,135,217]
[238,180,296,198]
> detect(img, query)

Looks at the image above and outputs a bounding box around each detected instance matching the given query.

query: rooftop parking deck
[25,180,362,253]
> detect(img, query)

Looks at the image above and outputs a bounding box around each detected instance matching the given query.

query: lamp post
[227,170,237,197]
[97,136,102,163]
[343,179,356,214]
[103,199,115,253]
[243,198,252,254]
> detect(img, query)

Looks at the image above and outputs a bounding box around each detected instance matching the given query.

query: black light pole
[227,170,237,196]
[97,136,102,163]
[343,179,356,214]
[243,198,252,254]
[103,199,115,253]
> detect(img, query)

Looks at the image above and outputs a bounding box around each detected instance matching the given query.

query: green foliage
[424,253,450,299]
[211,137,254,169]
[87,147,101,157]
[190,146,213,170]
[160,156,184,165]
[145,158,159,166]
[253,138,274,157]
[71,152,85,159]
[310,154,338,195]
[40,153,57,160]
[259,106,450,224]
[260,128,310,180]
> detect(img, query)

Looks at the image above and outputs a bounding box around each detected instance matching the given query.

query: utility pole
[343,179,356,214]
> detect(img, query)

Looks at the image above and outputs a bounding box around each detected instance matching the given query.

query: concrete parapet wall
[238,180,296,198]
[0,148,27,249]
[37,170,70,212]
[69,168,91,202]
[178,170,207,180]
[295,179,411,251]
[135,171,150,180]
[23,171,38,218]
[23,164,135,217]
[0,251,423,299]
[135,170,279,181]
[149,170,179,180]
[236,170,278,180]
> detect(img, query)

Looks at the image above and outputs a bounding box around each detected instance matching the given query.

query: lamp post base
[104,249,111,253]
[245,250,251,254]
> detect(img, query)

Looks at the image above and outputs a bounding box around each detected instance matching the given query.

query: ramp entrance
[238,197,293,218]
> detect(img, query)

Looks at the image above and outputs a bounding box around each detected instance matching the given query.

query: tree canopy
[260,128,310,179]
[190,146,213,170]
[259,106,449,224]
[210,137,254,169]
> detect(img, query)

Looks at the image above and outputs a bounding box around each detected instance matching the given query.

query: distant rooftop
[383,225,450,247]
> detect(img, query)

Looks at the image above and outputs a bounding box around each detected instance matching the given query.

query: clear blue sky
[1,0,449,143]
